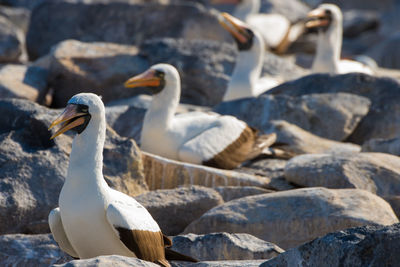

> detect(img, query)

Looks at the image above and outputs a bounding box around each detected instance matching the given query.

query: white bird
[48,93,197,266]
[212,0,305,53]
[306,4,373,74]
[219,12,282,101]
[124,64,276,170]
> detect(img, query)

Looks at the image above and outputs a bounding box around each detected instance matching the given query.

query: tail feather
[164,248,199,263]
[246,132,277,160]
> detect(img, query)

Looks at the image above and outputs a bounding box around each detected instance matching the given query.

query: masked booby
[212,0,305,53]
[219,12,282,101]
[48,93,197,266]
[306,4,373,74]
[124,64,276,170]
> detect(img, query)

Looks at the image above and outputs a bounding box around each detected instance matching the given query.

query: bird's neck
[66,115,107,189]
[224,38,264,101]
[234,0,260,21]
[313,24,342,73]
[143,80,180,132]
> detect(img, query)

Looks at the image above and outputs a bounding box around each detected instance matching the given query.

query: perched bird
[48,93,197,266]
[219,12,282,101]
[306,4,373,74]
[124,64,276,170]
[212,0,305,53]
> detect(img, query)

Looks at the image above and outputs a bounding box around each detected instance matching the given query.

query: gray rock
[0,5,30,33]
[135,186,224,235]
[0,64,48,102]
[0,15,24,62]
[172,260,265,267]
[362,137,400,156]
[214,93,370,141]
[26,1,230,59]
[53,255,159,267]
[320,0,394,11]
[267,73,400,144]
[367,32,400,69]
[237,159,296,191]
[0,98,147,234]
[383,196,400,220]
[170,232,284,261]
[43,40,149,108]
[267,120,361,155]
[284,153,400,197]
[214,186,274,202]
[0,233,72,266]
[261,223,400,267]
[183,187,398,249]
[342,10,379,38]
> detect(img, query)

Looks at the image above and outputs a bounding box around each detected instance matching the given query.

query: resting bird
[212,0,305,53]
[48,93,197,266]
[124,64,276,170]
[306,3,373,74]
[219,12,282,101]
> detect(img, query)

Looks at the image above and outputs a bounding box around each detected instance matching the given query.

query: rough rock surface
[284,153,400,196]
[0,64,48,102]
[362,137,400,156]
[0,5,30,33]
[54,255,159,267]
[26,1,230,60]
[267,120,360,155]
[261,223,400,267]
[135,186,224,235]
[214,186,274,202]
[172,260,265,267]
[267,73,400,144]
[0,99,146,234]
[183,187,399,249]
[367,32,400,70]
[43,40,149,107]
[0,15,24,62]
[142,152,273,191]
[170,232,284,261]
[0,233,72,266]
[214,93,370,141]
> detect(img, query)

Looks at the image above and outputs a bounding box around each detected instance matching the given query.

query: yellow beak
[48,104,87,140]
[124,69,161,88]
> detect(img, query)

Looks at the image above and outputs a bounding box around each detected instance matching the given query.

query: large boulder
[284,153,400,197]
[267,73,400,144]
[261,223,400,267]
[142,152,272,191]
[0,99,146,234]
[214,186,274,202]
[135,186,224,235]
[26,1,230,60]
[0,64,48,102]
[214,93,370,141]
[367,32,400,69]
[0,233,72,266]
[42,40,149,108]
[362,137,400,156]
[170,232,284,261]
[183,187,398,249]
[0,15,25,63]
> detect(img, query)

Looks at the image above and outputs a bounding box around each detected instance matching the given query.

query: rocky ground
[1,0,400,266]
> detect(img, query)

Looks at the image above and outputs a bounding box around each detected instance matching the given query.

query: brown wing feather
[116,227,170,267]
[202,126,264,169]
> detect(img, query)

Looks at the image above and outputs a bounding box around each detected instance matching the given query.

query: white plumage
[307,4,374,75]
[48,93,172,266]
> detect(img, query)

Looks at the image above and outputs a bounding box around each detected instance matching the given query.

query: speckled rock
[183,187,398,249]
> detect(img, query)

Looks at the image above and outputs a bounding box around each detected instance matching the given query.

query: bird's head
[218,12,255,51]
[306,4,342,32]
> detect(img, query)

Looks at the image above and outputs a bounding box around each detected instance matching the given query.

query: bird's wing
[247,14,290,48]
[178,115,252,169]
[106,190,169,266]
[48,207,79,258]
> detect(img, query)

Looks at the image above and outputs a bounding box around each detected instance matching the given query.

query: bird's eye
[155,70,165,78]
[78,104,89,113]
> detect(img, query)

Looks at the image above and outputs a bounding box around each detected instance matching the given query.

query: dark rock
[320,0,395,11]
[26,1,230,60]
[342,10,379,38]
[172,260,265,267]
[135,186,224,235]
[267,73,400,144]
[0,5,30,33]
[362,137,400,156]
[214,186,274,202]
[170,232,284,261]
[0,98,146,234]
[0,233,72,266]
[214,93,370,141]
[0,64,48,101]
[284,152,400,197]
[183,187,398,249]
[367,32,400,69]
[260,223,400,267]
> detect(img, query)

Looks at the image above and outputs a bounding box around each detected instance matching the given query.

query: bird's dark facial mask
[124,69,166,95]
[219,12,254,51]
[306,9,332,32]
[48,104,91,139]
